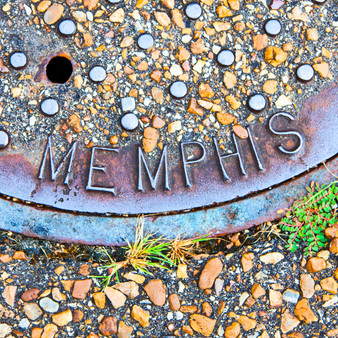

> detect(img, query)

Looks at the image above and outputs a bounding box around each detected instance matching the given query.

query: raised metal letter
[247,127,264,171]
[269,112,304,154]
[86,147,119,195]
[213,133,246,180]
[38,135,77,186]
[181,141,206,187]
[138,145,170,192]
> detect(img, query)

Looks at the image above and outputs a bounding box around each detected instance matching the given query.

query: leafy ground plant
[280,180,338,256]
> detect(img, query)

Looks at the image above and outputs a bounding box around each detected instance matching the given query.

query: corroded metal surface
[0,156,336,246]
[0,83,337,214]
[0,0,337,243]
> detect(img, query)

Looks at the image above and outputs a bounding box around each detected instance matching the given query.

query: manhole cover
[0,0,337,243]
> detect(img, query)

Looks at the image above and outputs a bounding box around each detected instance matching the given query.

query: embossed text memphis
[38,112,304,195]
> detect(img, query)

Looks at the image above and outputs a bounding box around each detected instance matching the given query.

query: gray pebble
[18,318,30,330]
[39,297,59,313]
[121,97,136,111]
[283,289,300,304]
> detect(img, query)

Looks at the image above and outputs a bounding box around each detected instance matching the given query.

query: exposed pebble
[260,252,284,264]
[294,298,318,324]
[104,287,126,308]
[189,314,216,336]
[144,279,166,306]
[72,279,92,300]
[52,309,73,326]
[131,305,150,328]
[306,257,327,273]
[99,316,117,336]
[39,297,59,313]
[198,257,223,290]
[44,4,64,25]
[300,274,315,298]
[24,302,43,320]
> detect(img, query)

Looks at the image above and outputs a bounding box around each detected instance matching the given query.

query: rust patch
[0,84,337,215]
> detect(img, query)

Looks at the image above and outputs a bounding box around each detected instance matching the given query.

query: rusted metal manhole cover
[0,0,337,244]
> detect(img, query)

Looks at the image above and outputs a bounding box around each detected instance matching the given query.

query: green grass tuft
[91,217,214,289]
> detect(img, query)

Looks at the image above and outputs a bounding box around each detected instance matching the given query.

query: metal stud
[312,0,327,4]
[296,64,315,83]
[169,81,188,99]
[40,98,59,116]
[137,33,154,50]
[185,2,203,20]
[0,130,10,150]
[58,19,77,37]
[89,66,107,83]
[247,94,267,113]
[9,52,28,69]
[216,49,235,67]
[264,19,282,36]
[121,113,139,131]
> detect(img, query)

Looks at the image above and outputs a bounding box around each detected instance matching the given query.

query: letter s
[268,112,304,155]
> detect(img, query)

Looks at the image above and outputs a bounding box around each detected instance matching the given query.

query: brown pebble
[329,238,338,254]
[150,70,162,83]
[73,309,84,322]
[264,46,288,66]
[0,58,9,73]
[199,257,223,290]
[182,325,194,335]
[202,302,212,317]
[168,293,180,311]
[21,288,40,302]
[217,112,235,125]
[306,257,327,273]
[187,98,204,116]
[224,322,240,338]
[189,314,216,336]
[325,227,338,240]
[217,300,225,315]
[78,264,90,276]
[110,135,118,145]
[131,305,150,328]
[44,3,64,25]
[72,279,92,300]
[253,34,268,51]
[181,305,198,314]
[233,125,248,139]
[143,127,159,153]
[144,279,166,306]
[152,116,165,129]
[99,316,118,336]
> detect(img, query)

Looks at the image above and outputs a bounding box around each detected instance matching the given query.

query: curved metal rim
[0,155,336,246]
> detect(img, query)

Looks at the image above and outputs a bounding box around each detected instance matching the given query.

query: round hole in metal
[46,56,73,84]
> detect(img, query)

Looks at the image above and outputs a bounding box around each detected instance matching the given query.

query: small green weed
[91,217,213,289]
[280,180,338,256]
[91,217,174,288]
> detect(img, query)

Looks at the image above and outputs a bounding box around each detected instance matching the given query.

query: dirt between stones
[0,234,338,337]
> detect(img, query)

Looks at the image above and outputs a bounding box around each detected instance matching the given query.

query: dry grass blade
[91,216,174,289]
[169,235,211,264]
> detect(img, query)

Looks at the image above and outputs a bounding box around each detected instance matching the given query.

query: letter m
[138,145,170,191]
[38,136,78,186]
